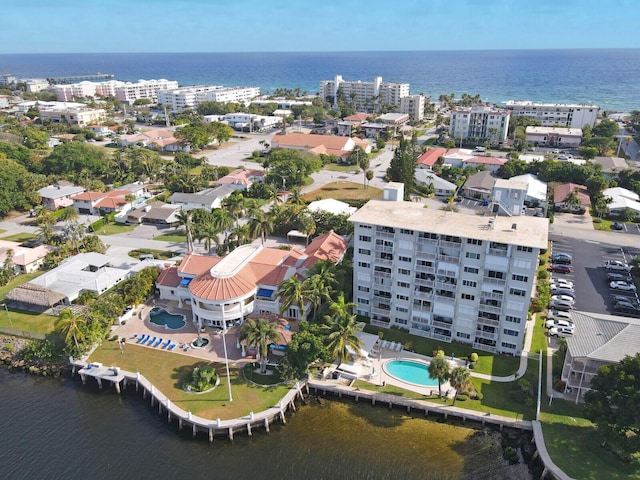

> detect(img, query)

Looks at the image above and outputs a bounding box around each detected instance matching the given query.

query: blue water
[149,308,185,330]
[1,49,639,111]
[385,360,439,387]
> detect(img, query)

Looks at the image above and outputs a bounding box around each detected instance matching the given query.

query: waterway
[1,370,530,479]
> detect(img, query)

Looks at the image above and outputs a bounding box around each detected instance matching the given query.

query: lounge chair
[168,342,177,351]
[396,342,403,352]
[381,340,389,349]
[162,339,171,349]
[154,338,163,347]
[146,336,156,345]
[136,334,148,344]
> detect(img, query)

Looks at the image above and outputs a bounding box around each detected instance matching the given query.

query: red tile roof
[553,183,591,206]
[302,230,349,268]
[178,253,221,276]
[417,148,447,168]
[156,266,181,287]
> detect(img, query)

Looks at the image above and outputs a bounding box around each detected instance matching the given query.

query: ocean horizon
[1,49,639,112]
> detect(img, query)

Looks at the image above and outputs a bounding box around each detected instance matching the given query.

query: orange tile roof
[156,266,181,287]
[302,230,349,267]
[344,113,369,122]
[178,253,221,276]
[73,191,107,201]
[95,197,128,209]
[189,273,257,301]
[417,148,447,167]
[553,183,591,206]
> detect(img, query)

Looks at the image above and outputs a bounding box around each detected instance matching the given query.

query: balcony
[477,316,500,327]
[473,342,497,353]
[375,231,395,240]
[440,240,462,250]
[375,257,393,266]
[415,264,435,274]
[433,319,453,329]
[434,294,456,304]
[482,276,506,286]
[475,330,497,340]
[371,318,391,328]
[488,247,509,257]
[415,277,435,287]
[413,290,433,301]
[374,270,391,279]
[412,303,431,313]
[374,244,394,254]
[417,236,438,246]
[438,254,460,264]
[416,250,437,261]
[435,281,457,292]
[411,315,431,325]
[479,303,502,315]
[410,327,432,338]
[372,306,391,316]
[481,291,504,301]
[432,333,452,342]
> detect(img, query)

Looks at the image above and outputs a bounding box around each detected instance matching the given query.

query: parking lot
[549,235,640,316]
[610,222,640,236]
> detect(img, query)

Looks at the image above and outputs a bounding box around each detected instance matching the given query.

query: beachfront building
[319,75,410,110]
[449,106,510,144]
[156,231,349,328]
[54,79,179,103]
[157,85,260,113]
[399,94,425,121]
[525,126,582,148]
[505,101,599,129]
[349,184,548,355]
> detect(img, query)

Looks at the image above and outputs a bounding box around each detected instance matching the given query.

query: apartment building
[320,75,410,109]
[349,184,548,355]
[505,101,599,129]
[37,103,107,127]
[449,106,510,144]
[399,94,425,121]
[157,85,260,113]
[55,79,179,103]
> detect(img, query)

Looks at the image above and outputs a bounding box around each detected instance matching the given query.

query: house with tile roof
[119,128,187,152]
[416,148,447,169]
[0,240,57,274]
[73,189,135,215]
[271,133,371,158]
[214,168,265,191]
[561,311,640,402]
[553,183,591,212]
[156,231,349,328]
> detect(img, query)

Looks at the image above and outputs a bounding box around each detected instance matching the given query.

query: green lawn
[530,315,549,354]
[0,271,46,303]
[0,232,38,242]
[593,218,613,231]
[0,308,57,334]
[89,341,291,420]
[154,231,187,242]
[323,163,356,172]
[92,223,136,235]
[362,324,519,377]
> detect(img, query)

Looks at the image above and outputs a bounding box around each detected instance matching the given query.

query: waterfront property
[349,183,548,356]
[449,106,510,144]
[505,100,599,129]
[148,307,186,330]
[525,126,582,148]
[156,231,349,327]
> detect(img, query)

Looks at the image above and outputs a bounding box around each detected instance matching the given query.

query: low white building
[168,186,234,212]
[414,170,456,197]
[603,187,640,219]
[525,126,582,148]
[307,198,357,216]
[157,85,260,113]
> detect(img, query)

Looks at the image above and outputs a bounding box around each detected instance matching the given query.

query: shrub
[456,394,469,401]
[469,352,479,363]
[474,391,483,401]
[537,270,549,280]
[377,331,384,339]
[593,217,602,224]
[539,258,546,266]
[404,341,413,351]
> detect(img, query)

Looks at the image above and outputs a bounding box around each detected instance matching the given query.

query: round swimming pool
[149,308,186,330]
[383,359,440,387]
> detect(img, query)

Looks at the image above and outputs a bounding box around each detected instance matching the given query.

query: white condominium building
[320,75,410,109]
[449,106,510,144]
[399,94,425,121]
[54,79,179,103]
[157,85,260,113]
[349,184,548,355]
[505,101,599,129]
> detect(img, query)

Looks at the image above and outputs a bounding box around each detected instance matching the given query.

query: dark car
[549,264,572,274]
[607,272,632,282]
[551,288,575,298]
[613,294,639,305]
[551,253,572,265]
[611,222,624,231]
[614,305,640,317]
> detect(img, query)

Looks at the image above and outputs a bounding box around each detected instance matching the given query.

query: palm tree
[212,208,235,246]
[326,293,356,320]
[195,223,219,253]
[62,221,86,252]
[321,312,363,364]
[175,209,194,251]
[277,275,307,319]
[36,222,56,244]
[58,206,79,223]
[223,192,246,227]
[358,152,370,189]
[55,308,87,354]
[562,189,582,212]
[248,210,272,245]
[428,355,451,397]
[288,187,306,208]
[231,224,250,247]
[240,318,281,374]
[309,260,339,295]
[449,366,472,405]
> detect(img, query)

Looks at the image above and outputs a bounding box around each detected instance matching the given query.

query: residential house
[461,171,496,200]
[119,128,187,152]
[361,123,388,139]
[307,199,357,216]
[124,201,181,225]
[156,230,349,327]
[270,133,371,159]
[416,148,447,169]
[414,170,456,197]
[463,156,507,173]
[0,240,56,274]
[168,186,234,212]
[592,156,629,178]
[72,190,134,216]
[553,183,591,212]
[603,187,640,219]
[377,113,410,126]
[525,126,582,148]
[509,174,548,207]
[37,183,86,210]
[349,185,548,355]
[492,178,528,216]
[214,169,265,191]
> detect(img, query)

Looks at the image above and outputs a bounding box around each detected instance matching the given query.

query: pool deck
[113,301,252,366]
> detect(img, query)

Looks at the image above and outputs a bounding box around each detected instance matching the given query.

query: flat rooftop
[349,199,549,249]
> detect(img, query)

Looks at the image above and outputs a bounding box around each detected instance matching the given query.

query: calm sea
[0,370,528,479]
[0,50,639,112]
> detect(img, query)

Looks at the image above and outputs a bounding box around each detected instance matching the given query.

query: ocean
[0,50,639,112]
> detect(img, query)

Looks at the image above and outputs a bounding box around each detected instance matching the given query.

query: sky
[2,0,639,54]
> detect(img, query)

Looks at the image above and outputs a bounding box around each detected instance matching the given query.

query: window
[397,281,410,289]
[359,235,372,242]
[400,229,414,235]
[467,239,483,245]
[358,285,370,293]
[516,246,533,253]
[512,274,528,282]
[396,306,408,313]
[503,329,519,337]
[464,266,479,274]
[360,224,372,229]
[358,261,370,268]
[466,252,480,260]
[456,332,471,339]
[395,318,408,325]
[513,259,532,269]
[461,293,475,301]
[358,248,371,255]
[462,280,477,287]
[357,297,369,305]
[399,256,412,263]
[398,268,411,276]
[505,315,521,324]
[509,288,526,297]
[488,271,505,279]
[397,294,409,301]
[501,342,517,350]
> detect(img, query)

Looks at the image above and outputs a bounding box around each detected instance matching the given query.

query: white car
[549,326,574,337]
[604,260,631,272]
[610,281,637,291]
[547,309,573,322]
[550,281,574,291]
[545,319,574,329]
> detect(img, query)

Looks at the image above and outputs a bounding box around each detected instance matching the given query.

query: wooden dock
[74,361,306,441]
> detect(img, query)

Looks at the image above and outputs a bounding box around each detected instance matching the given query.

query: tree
[428,354,450,397]
[579,146,598,160]
[562,189,582,211]
[277,275,307,319]
[321,311,363,364]
[58,206,79,223]
[357,149,370,189]
[62,221,86,252]
[449,366,472,405]
[584,353,640,459]
[592,119,619,138]
[387,135,418,200]
[248,210,272,245]
[55,308,87,354]
[175,210,194,252]
[282,321,330,377]
[240,318,281,374]
[365,169,374,188]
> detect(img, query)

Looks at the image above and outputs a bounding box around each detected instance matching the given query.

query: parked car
[612,294,639,306]
[549,295,575,311]
[610,281,637,291]
[548,326,574,337]
[550,278,574,289]
[548,309,573,322]
[607,272,632,282]
[545,318,575,329]
[611,222,624,231]
[551,253,572,264]
[604,260,631,272]
[549,264,572,274]
[551,287,575,298]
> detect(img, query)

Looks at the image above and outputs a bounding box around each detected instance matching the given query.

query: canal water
[1,370,530,479]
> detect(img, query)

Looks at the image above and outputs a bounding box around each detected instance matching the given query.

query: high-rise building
[449,106,510,144]
[157,85,260,113]
[319,75,410,110]
[505,101,599,129]
[349,184,548,355]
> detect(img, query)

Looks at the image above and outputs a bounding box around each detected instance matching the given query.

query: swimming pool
[383,359,440,387]
[149,308,186,330]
